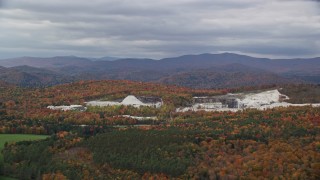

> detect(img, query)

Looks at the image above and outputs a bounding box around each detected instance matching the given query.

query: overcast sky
[0,0,319,59]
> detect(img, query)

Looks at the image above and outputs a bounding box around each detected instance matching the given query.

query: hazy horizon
[1,52,320,61]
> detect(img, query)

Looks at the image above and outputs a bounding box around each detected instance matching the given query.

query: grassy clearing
[0,134,49,162]
[0,134,49,180]
[0,175,17,180]
[0,134,48,151]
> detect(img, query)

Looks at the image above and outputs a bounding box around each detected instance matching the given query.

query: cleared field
[0,175,17,180]
[0,134,49,180]
[0,134,49,151]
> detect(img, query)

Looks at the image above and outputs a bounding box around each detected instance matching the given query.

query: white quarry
[177,89,320,112]
[236,89,291,110]
[47,91,320,112]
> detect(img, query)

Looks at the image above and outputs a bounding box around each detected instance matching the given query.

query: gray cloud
[0,0,319,59]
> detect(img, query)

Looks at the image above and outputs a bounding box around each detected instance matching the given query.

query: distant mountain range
[0,65,75,87]
[0,53,319,88]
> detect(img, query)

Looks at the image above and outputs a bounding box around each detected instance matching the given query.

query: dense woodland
[0,80,320,179]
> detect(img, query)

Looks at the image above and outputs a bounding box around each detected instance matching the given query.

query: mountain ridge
[0,53,319,88]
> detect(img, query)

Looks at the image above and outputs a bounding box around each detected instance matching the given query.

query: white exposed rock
[239,90,284,108]
[121,95,145,106]
[258,102,320,110]
[47,105,86,111]
[115,115,158,120]
[85,101,120,106]
[193,102,224,109]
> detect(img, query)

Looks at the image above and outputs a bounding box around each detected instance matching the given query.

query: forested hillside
[0,66,75,87]
[0,80,319,179]
[158,65,292,89]
[2,107,320,179]
[279,84,320,103]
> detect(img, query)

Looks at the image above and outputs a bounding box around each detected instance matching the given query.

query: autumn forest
[0,80,320,179]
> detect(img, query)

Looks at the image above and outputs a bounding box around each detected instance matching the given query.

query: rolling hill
[158,64,294,89]
[0,53,319,88]
[0,65,75,87]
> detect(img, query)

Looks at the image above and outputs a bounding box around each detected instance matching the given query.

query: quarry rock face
[177,89,320,112]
